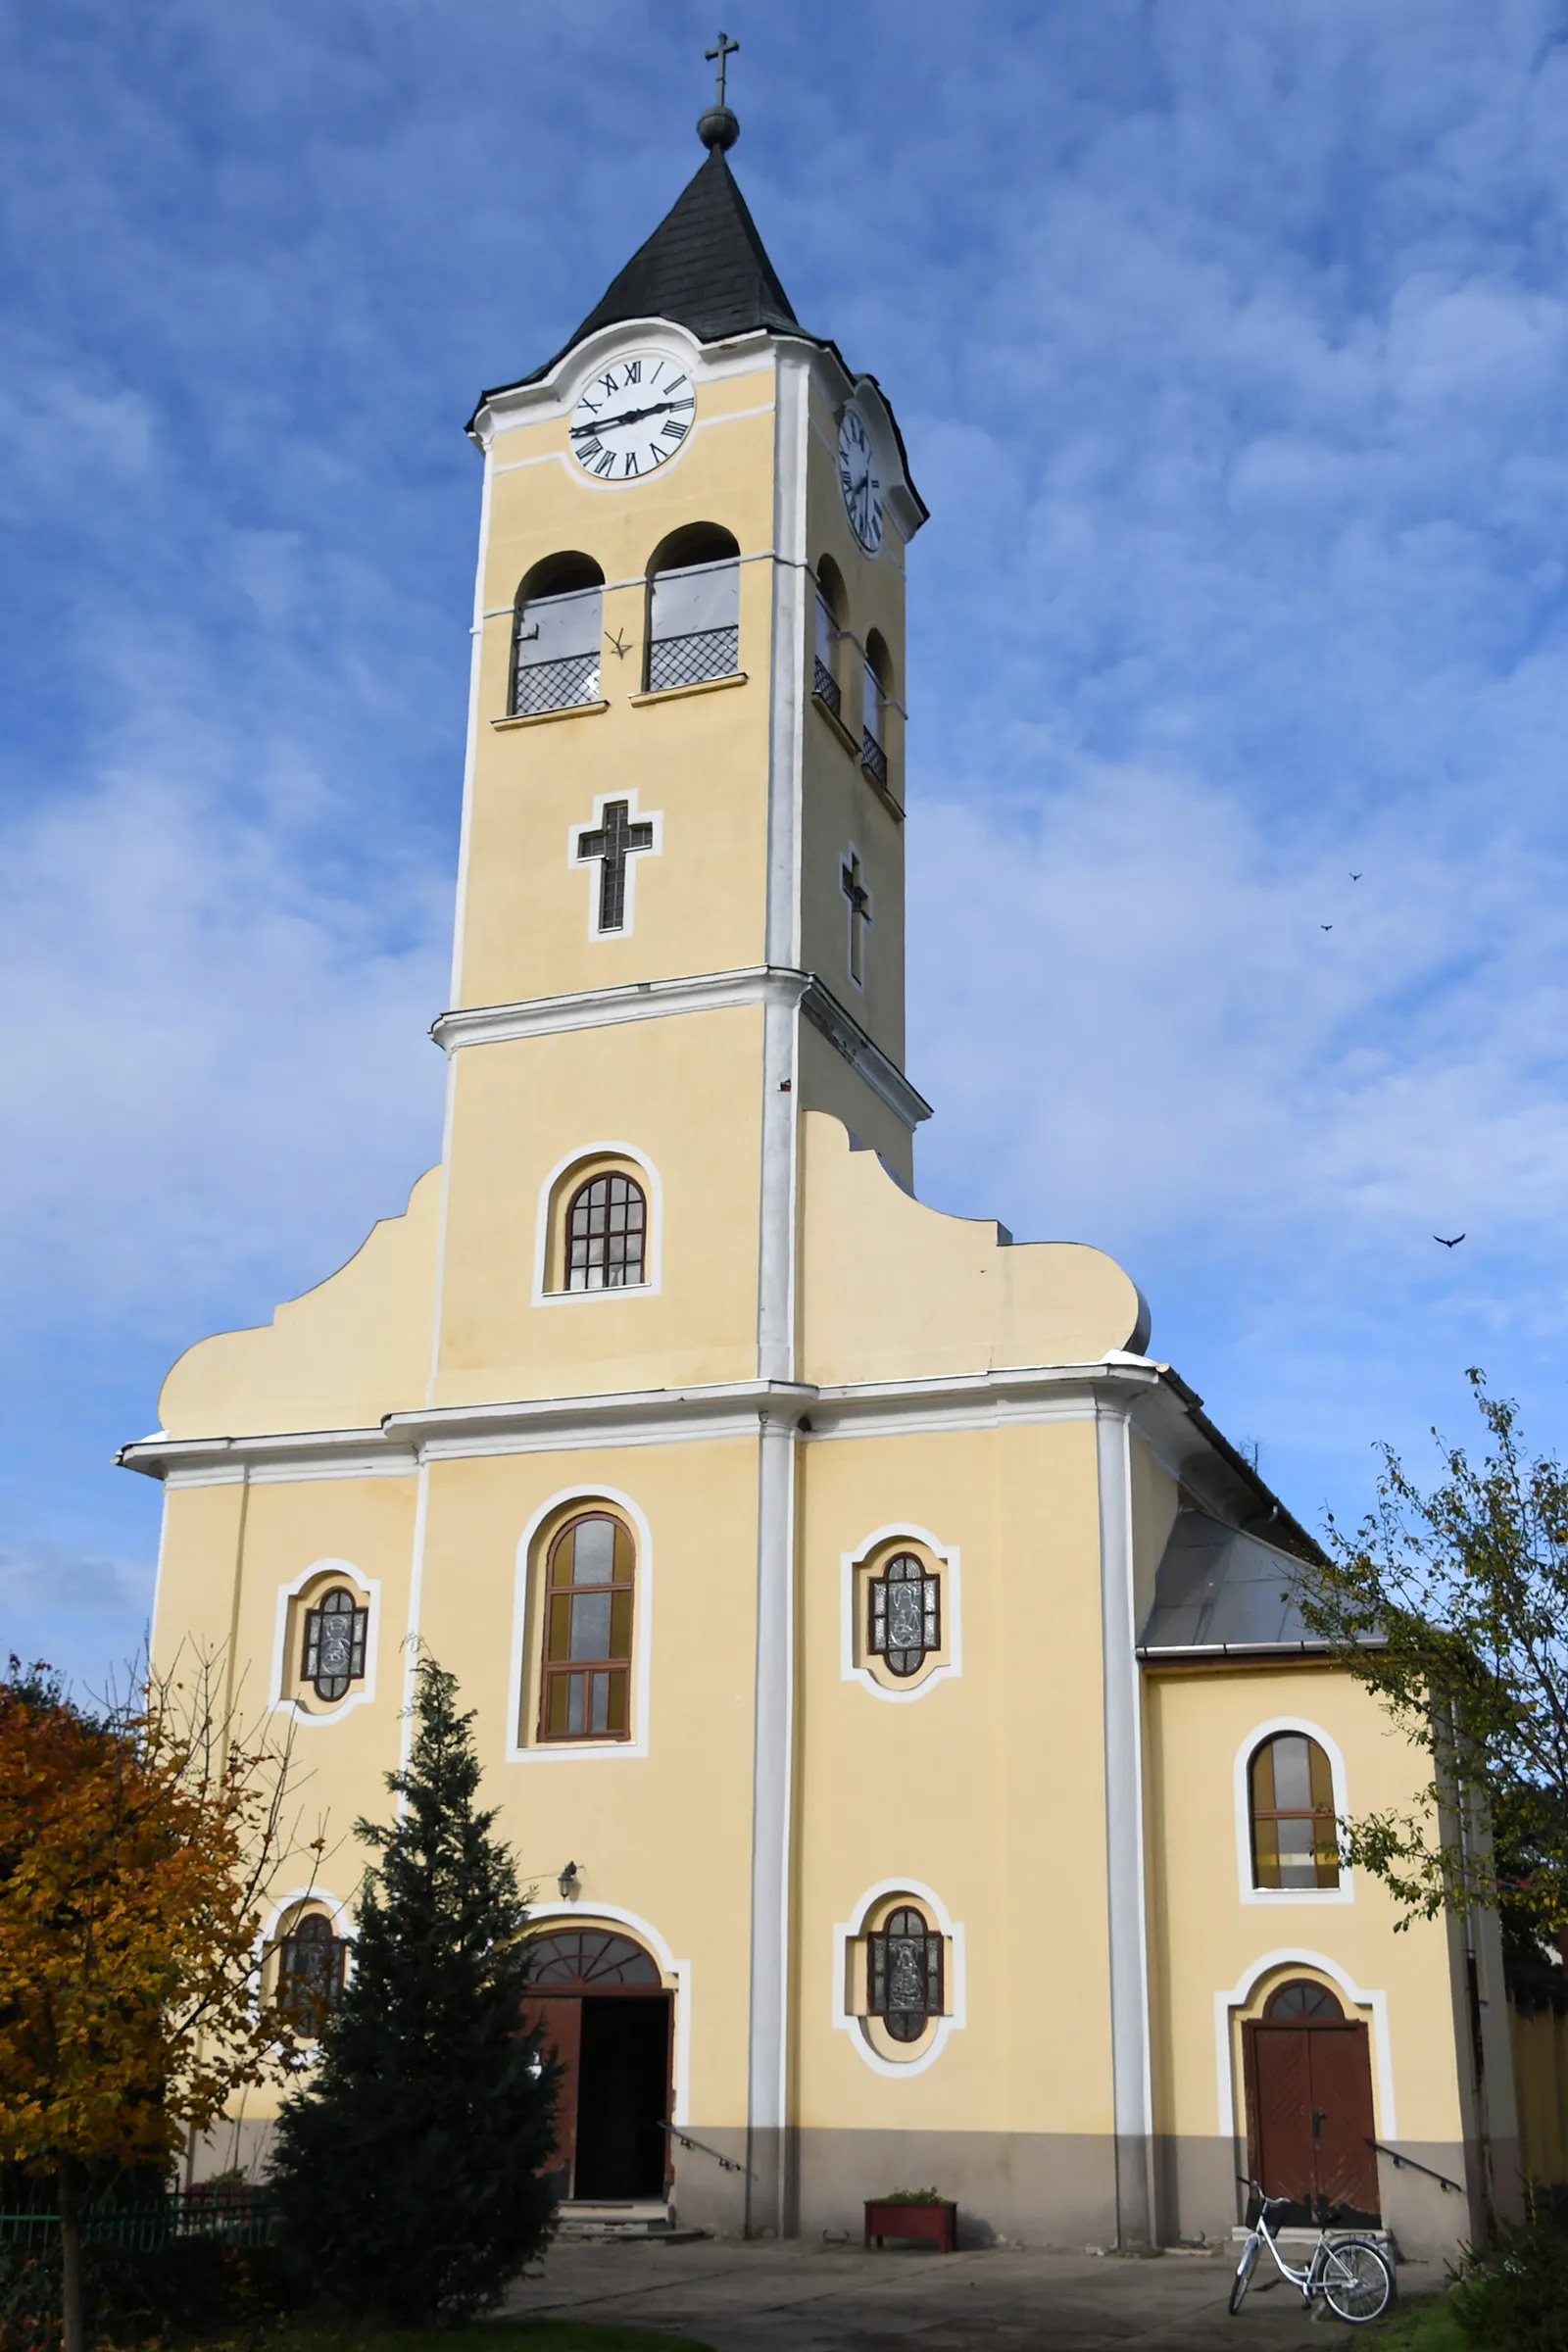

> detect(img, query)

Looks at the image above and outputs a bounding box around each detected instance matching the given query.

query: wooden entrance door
[520,1929,672,2202]
[1243,1979,1380,2227]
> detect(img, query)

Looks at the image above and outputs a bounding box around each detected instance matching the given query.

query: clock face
[838,408,883,553]
[568,351,696,483]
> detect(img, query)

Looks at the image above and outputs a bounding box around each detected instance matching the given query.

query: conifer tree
[270,1657,559,2325]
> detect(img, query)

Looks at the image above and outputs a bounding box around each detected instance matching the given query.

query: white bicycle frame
[1239,2185,1379,2304]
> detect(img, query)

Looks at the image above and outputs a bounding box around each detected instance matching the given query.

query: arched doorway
[1242,1978,1380,2227]
[521,1929,672,2203]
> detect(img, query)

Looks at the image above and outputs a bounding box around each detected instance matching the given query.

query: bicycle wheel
[1319,2236,1393,2323]
[1228,2233,1259,2315]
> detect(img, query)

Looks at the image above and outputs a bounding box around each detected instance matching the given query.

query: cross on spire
[577,799,657,934]
[841,850,871,987]
[706,29,739,107]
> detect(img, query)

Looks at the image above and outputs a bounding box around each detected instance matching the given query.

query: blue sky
[4,0,1568,1691]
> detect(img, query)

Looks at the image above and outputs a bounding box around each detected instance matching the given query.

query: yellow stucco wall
[157,1169,440,1440]
[800,1113,1145,1384]
[1145,1663,1465,2151]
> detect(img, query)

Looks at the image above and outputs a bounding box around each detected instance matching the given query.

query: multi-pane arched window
[868,1551,940,1678]
[276,1911,347,2034]
[1266,1978,1344,2021]
[513,554,604,717]
[861,630,890,790]
[301,1586,368,1703]
[526,1931,661,1987]
[1249,1732,1341,1889]
[540,1511,635,1741]
[867,1903,944,2041]
[565,1171,647,1290]
[813,559,845,720]
[646,525,739,692]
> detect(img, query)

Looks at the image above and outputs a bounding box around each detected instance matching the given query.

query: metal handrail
[659,2120,749,2175]
[813,657,842,718]
[1366,2138,1464,2194]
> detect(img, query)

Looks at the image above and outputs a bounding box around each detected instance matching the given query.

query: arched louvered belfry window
[646,524,739,691]
[276,1911,347,2034]
[564,1170,647,1290]
[867,1903,944,2041]
[539,1511,636,1742]
[1250,1732,1341,1888]
[513,553,604,717]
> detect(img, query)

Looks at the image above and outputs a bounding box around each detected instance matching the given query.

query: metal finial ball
[698,104,739,151]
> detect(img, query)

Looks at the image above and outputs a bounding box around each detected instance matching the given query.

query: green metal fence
[0,2189,274,2251]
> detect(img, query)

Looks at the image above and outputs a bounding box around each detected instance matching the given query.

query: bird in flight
[1320,923,1333,931]
[1434,1233,1465,1249]
[1349,870,1362,881]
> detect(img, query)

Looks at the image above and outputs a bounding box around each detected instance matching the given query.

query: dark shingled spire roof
[567,144,799,349]
[472,143,806,414]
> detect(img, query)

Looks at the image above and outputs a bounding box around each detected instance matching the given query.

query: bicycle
[1228,2178,1394,2324]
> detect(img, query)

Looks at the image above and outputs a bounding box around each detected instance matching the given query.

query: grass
[1372,2289,1467,2351]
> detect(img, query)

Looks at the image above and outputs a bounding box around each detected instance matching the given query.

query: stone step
[555,2200,708,2244]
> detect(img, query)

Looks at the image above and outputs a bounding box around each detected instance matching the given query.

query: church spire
[561,144,798,355]
[493,49,800,408]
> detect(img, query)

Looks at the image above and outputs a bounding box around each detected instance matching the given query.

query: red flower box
[863,2197,957,2252]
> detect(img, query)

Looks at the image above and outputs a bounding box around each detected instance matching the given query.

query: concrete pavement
[503,2234,1434,2347]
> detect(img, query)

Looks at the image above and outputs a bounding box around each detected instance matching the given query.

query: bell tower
[433,95,928,1408]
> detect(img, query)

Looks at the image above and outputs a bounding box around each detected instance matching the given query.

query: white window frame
[532,1140,662,1305]
[506,1484,655,1763]
[832,1877,966,2079]
[1234,1716,1353,1906]
[840,1523,961,1703]
[270,1558,380,1726]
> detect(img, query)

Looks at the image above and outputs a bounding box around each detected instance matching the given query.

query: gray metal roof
[1139,1507,1324,1656]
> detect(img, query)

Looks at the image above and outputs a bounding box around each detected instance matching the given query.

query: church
[125,83,1522,2259]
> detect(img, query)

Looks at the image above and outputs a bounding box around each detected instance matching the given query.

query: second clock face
[569,351,696,483]
[838,408,883,553]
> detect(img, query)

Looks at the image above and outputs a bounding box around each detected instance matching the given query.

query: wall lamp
[558,1860,581,1902]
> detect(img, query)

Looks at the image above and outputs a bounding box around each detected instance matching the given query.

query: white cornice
[120,1362,1158,1486]
[430,965,932,1133]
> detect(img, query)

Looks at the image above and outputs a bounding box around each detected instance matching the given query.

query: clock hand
[570,397,691,438]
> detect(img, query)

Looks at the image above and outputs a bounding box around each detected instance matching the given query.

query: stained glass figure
[868,1552,940,1677]
[1250,1733,1341,1888]
[276,1911,346,2034]
[565,1172,647,1289]
[541,1513,634,1740]
[867,1904,943,2043]
[301,1586,368,1703]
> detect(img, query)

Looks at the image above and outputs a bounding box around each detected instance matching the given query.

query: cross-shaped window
[841,851,871,987]
[576,799,657,933]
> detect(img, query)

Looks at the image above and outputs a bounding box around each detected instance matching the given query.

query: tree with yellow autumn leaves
[0,1657,305,2352]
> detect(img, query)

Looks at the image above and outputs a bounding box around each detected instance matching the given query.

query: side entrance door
[521,1929,672,2203]
[1243,1979,1380,2227]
